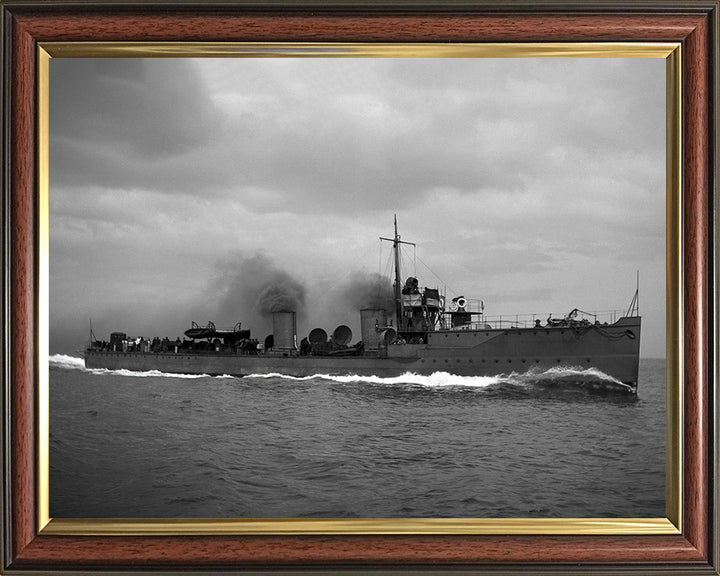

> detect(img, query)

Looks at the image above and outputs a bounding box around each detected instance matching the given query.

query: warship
[85,219,642,392]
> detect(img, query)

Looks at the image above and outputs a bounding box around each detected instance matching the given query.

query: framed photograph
[1,1,717,574]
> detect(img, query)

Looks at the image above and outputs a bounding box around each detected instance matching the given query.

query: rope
[569,323,635,341]
[378,238,382,277]
[591,324,635,340]
[413,250,459,296]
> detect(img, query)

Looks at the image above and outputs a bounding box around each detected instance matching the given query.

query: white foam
[49,354,235,380]
[330,371,502,388]
[49,354,85,370]
[516,365,626,384]
[247,366,630,390]
[50,354,630,390]
[82,368,235,379]
[510,365,633,391]
[248,371,501,388]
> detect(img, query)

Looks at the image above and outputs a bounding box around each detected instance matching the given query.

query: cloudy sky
[49,56,666,357]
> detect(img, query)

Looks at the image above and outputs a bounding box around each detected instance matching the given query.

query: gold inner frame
[36,42,682,536]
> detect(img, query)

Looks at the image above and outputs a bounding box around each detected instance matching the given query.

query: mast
[380,215,416,330]
[393,215,402,328]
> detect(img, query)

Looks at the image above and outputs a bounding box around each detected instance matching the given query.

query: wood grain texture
[3,3,716,572]
[11,534,708,566]
[13,12,706,42]
[10,14,37,560]
[681,11,710,560]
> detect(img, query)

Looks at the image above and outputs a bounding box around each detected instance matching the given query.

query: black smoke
[212,257,396,341]
[342,272,394,313]
[214,253,306,333]
[256,282,305,316]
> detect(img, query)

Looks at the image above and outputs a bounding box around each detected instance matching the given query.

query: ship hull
[84,317,641,391]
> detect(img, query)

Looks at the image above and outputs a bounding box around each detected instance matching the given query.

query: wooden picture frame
[1,1,717,573]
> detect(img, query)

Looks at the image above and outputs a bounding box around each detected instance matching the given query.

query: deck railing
[439,303,626,331]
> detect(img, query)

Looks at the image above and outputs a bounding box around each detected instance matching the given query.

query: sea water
[49,356,665,518]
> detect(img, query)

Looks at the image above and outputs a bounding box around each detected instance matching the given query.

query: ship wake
[49,355,236,380]
[247,366,635,393]
[50,355,633,392]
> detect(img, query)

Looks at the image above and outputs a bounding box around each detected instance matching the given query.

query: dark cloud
[49,58,664,214]
[51,59,219,157]
[226,59,663,213]
[50,58,224,191]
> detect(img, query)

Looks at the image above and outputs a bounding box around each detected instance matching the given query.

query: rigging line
[378,238,382,277]
[412,250,459,296]
[383,247,394,281]
[377,240,392,292]
[399,243,414,281]
[378,240,395,286]
[304,263,357,310]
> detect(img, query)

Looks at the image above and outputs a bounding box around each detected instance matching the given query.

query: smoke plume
[213,258,393,341]
[342,272,394,313]
[214,252,306,333]
[256,282,305,316]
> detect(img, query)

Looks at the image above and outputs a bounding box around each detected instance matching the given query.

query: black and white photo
[49,55,666,519]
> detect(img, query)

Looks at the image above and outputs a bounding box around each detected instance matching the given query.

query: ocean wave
[246,371,500,388]
[82,368,236,380]
[48,354,86,370]
[246,366,631,391]
[49,354,631,390]
[48,355,235,380]
[512,366,633,392]
[514,365,625,385]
